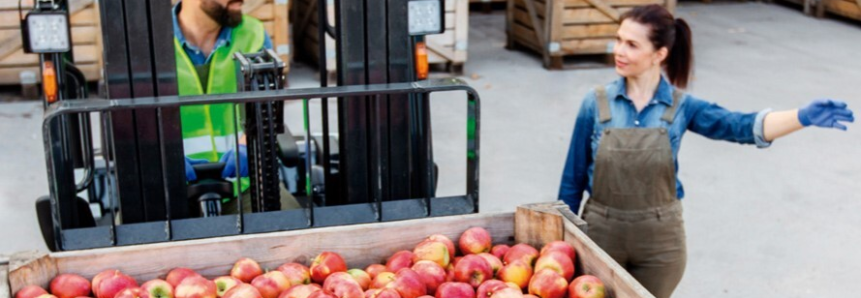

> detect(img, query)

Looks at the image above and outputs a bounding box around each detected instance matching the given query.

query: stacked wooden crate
[506,0,676,69]
[0,0,102,85]
[819,0,861,20]
[292,0,337,74]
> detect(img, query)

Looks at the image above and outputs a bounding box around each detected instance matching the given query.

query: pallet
[506,0,677,69]
[3,202,654,298]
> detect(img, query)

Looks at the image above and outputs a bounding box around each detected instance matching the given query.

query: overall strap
[661,89,684,124]
[595,85,612,123]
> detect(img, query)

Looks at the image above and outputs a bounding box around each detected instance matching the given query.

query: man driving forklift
[173,0,300,213]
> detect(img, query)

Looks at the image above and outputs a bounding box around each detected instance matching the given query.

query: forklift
[24,0,481,251]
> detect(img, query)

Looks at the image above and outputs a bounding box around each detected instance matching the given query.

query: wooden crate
[506,0,676,69]
[2,202,653,298]
[818,0,861,20]
[294,0,469,76]
[0,0,103,85]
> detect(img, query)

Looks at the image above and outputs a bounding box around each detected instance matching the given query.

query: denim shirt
[172,2,273,66]
[558,77,772,213]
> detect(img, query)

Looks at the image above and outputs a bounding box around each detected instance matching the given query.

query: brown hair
[621,5,693,89]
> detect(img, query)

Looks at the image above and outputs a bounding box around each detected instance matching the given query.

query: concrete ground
[2,2,860,297]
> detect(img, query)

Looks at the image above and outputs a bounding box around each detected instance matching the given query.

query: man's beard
[201,0,243,28]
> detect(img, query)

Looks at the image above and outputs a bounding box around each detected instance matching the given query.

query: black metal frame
[42,79,481,251]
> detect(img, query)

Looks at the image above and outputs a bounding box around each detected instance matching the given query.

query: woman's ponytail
[667,18,693,89]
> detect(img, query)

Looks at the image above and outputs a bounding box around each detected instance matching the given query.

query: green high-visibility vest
[176,15,265,192]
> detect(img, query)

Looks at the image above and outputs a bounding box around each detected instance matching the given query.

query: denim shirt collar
[172,1,233,58]
[613,76,675,106]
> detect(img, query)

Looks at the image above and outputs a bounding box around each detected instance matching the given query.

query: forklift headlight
[408,0,444,36]
[22,13,71,54]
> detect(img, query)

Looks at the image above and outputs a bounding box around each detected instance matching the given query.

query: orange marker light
[415,41,429,80]
[42,61,57,104]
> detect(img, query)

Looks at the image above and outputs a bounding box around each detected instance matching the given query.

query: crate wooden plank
[560,8,634,25]
[513,7,539,28]
[273,0,291,68]
[561,23,618,39]
[562,0,665,7]
[515,203,564,248]
[452,0,468,62]
[0,44,97,67]
[248,3,276,21]
[427,30,456,47]
[1,264,9,298]
[7,251,56,295]
[823,0,861,20]
[0,63,98,84]
[558,37,615,55]
[512,22,540,47]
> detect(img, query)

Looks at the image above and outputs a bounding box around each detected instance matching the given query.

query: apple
[490,245,510,260]
[175,276,217,298]
[475,280,508,298]
[385,251,414,273]
[252,271,292,298]
[386,269,426,298]
[412,241,450,268]
[568,275,604,298]
[523,296,539,298]
[15,285,49,298]
[410,261,446,295]
[444,265,455,283]
[346,269,372,291]
[305,290,336,298]
[458,227,492,255]
[488,288,522,298]
[95,271,139,298]
[231,259,264,284]
[213,277,242,298]
[90,270,114,298]
[51,274,92,298]
[425,235,456,260]
[433,283,474,298]
[364,265,387,280]
[502,244,538,267]
[166,269,203,288]
[311,252,348,284]
[322,273,363,298]
[115,288,142,298]
[533,252,574,281]
[497,261,532,290]
[370,272,396,289]
[140,279,175,298]
[365,288,400,298]
[277,263,312,286]
[222,284,262,298]
[452,255,492,288]
[476,254,503,277]
[527,270,567,298]
[278,284,321,298]
[539,241,575,261]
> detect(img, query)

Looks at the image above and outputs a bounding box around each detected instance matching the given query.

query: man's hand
[219,145,249,178]
[798,99,854,130]
[185,157,209,181]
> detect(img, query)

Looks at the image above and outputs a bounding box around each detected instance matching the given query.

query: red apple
[34,295,57,298]
[475,280,508,298]
[252,271,292,298]
[115,288,142,298]
[433,283,474,298]
[425,235,456,260]
[364,265,387,280]
[306,290,336,298]
[502,244,538,267]
[527,270,566,298]
[568,275,604,298]
[95,271,139,298]
[444,264,455,283]
[533,252,574,281]
[175,276,217,298]
[51,274,92,298]
[365,289,400,298]
[322,273,363,298]
[410,261,446,295]
[90,270,114,298]
[167,269,203,289]
[523,295,539,298]
[346,269,372,291]
[539,241,575,261]
[370,272,396,289]
[213,277,242,298]
[476,254,503,277]
[488,288,522,298]
[497,261,532,290]
[231,259,264,284]
[452,255,492,288]
[490,245,510,260]
[277,263,312,286]
[222,284,262,298]
[140,279,174,298]
[386,269,426,298]
[458,227,492,255]
[412,241,450,268]
[15,285,49,298]
[385,251,414,273]
[279,285,321,298]
[311,252,348,284]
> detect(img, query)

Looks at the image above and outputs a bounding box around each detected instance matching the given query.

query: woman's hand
[798,99,854,130]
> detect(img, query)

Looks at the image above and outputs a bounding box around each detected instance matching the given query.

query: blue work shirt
[172,2,273,66]
[558,77,772,214]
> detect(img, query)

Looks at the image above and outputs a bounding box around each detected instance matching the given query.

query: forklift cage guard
[40,79,481,251]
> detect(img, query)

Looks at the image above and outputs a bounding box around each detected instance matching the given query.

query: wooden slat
[512,22,540,47]
[560,23,618,39]
[452,0,468,62]
[515,203,564,248]
[823,0,861,19]
[68,5,97,26]
[273,0,290,69]
[248,2,275,21]
[7,252,57,295]
[584,0,622,21]
[427,29,455,47]
[9,213,514,294]
[513,8,539,28]
[561,0,665,8]
[445,12,455,29]
[560,7,634,25]
[0,62,98,84]
[514,0,545,18]
[1,264,10,298]
[558,37,615,55]
[0,0,34,11]
[0,44,97,67]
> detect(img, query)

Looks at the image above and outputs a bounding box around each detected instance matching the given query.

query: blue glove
[798,99,854,130]
[219,145,249,178]
[185,157,208,181]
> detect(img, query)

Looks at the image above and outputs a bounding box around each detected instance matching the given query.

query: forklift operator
[174,0,300,212]
[558,5,854,298]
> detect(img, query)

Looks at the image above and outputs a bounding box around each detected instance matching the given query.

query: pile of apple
[15,227,605,298]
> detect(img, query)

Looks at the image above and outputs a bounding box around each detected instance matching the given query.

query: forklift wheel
[36,195,97,252]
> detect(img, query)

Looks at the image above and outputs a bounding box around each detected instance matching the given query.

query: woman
[558,5,853,298]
